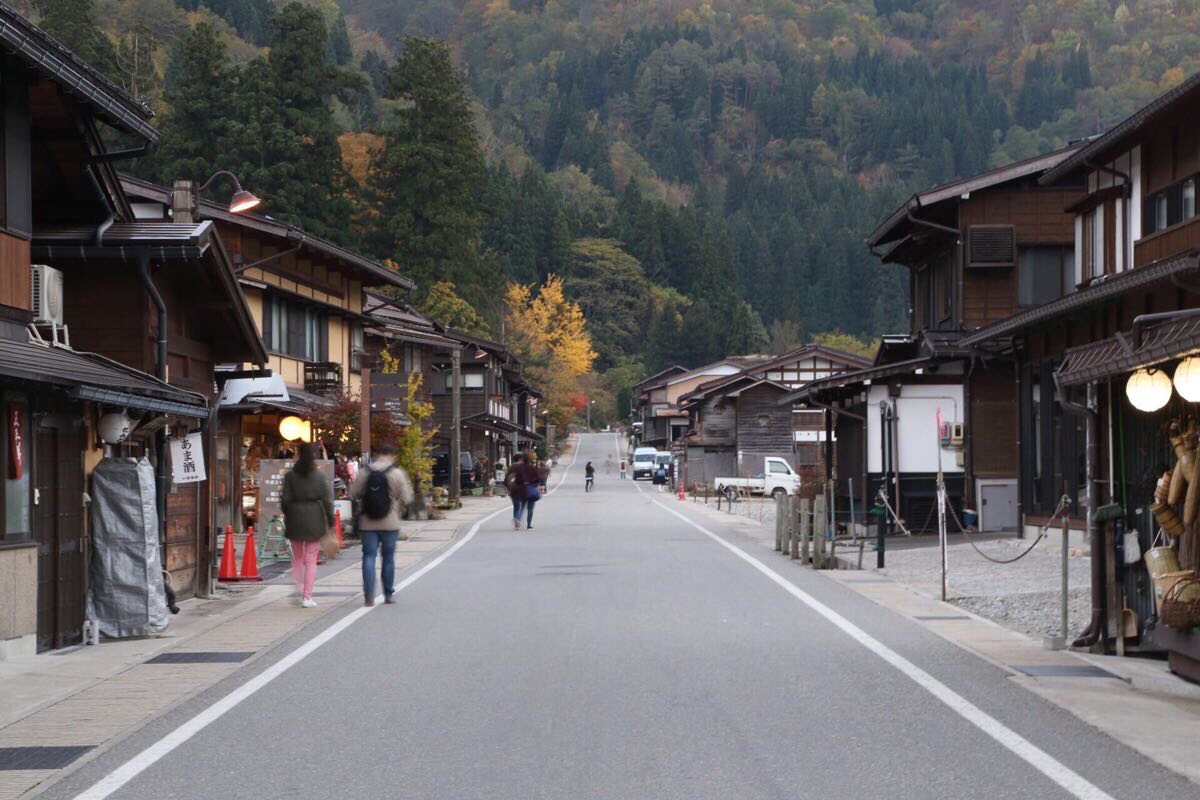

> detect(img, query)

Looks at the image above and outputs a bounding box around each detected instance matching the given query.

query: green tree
[35,0,118,78]
[420,281,491,336]
[367,37,488,304]
[149,23,236,185]
[562,239,649,370]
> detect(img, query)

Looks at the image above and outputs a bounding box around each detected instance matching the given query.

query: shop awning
[221,384,332,415]
[0,338,207,416]
[1056,316,1200,387]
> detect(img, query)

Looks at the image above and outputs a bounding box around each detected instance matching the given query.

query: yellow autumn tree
[503,275,596,426]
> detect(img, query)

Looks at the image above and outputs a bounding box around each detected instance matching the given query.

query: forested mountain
[22,0,1200,418]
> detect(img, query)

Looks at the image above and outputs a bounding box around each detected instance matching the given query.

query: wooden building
[677,345,869,489]
[119,177,414,542]
[0,9,240,656]
[786,147,1084,534]
[962,72,1200,675]
[634,360,764,450]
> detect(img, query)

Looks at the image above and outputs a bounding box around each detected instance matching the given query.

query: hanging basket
[1160,573,1200,629]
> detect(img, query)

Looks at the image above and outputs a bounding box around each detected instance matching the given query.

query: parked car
[631,447,658,480]
[715,457,801,500]
[432,449,476,489]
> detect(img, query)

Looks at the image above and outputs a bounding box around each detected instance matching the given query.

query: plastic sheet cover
[86,458,168,637]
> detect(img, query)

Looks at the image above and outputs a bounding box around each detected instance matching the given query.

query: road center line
[634,479,1115,800]
[72,441,581,800]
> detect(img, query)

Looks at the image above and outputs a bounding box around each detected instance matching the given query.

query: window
[404,344,421,374]
[461,371,484,391]
[261,296,328,362]
[1144,174,1200,236]
[1018,247,1075,307]
[768,461,790,474]
[1082,209,1101,280]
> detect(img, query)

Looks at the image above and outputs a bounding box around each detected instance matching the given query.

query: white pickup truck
[715,457,801,500]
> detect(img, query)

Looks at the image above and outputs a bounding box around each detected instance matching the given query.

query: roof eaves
[0,6,157,142]
[1041,72,1200,185]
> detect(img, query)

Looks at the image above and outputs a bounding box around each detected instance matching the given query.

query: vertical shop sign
[170,431,206,484]
[8,403,23,480]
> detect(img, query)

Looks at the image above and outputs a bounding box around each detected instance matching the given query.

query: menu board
[255,459,335,526]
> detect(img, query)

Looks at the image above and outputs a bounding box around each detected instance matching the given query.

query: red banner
[8,404,23,480]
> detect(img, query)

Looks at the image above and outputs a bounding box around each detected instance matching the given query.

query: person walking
[517,452,541,530]
[350,443,413,607]
[505,454,525,530]
[653,462,668,492]
[281,444,334,608]
[585,461,595,492]
[536,458,550,492]
[619,459,627,479]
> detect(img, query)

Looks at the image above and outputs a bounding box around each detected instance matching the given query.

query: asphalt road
[43,434,1195,800]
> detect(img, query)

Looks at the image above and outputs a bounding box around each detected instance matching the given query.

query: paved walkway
[675,492,1200,786]
[0,496,506,799]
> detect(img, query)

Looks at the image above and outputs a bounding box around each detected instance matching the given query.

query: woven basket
[1160,574,1200,629]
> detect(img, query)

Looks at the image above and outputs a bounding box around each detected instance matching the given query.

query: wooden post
[450,348,462,503]
[360,366,371,461]
[775,493,784,552]
[814,493,827,569]
[797,497,808,561]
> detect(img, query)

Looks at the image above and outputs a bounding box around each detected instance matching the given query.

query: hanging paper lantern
[1126,368,1172,412]
[1174,357,1200,402]
[278,415,312,442]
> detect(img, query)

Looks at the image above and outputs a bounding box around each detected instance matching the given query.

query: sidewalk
[0,496,506,799]
[675,493,1200,787]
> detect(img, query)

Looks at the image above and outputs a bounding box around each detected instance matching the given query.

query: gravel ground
[691,494,1094,639]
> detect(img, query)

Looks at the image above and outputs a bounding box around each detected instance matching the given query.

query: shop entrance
[34,415,85,652]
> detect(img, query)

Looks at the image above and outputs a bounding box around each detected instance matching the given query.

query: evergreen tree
[36,0,118,79]
[367,37,488,303]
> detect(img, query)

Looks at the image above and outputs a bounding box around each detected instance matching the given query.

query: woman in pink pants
[281,444,334,607]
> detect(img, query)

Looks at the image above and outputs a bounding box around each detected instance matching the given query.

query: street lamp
[172,170,261,224]
[587,398,596,431]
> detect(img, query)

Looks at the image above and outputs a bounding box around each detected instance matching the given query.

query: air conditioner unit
[965,225,1017,268]
[31,264,64,325]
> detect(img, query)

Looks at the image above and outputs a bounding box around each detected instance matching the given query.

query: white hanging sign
[170,432,206,484]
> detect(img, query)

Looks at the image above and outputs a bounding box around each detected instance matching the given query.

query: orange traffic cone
[678,483,685,501]
[335,509,344,547]
[217,525,239,581]
[237,526,262,582]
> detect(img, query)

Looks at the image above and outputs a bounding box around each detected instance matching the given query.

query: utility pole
[450,347,462,503]
[360,367,371,461]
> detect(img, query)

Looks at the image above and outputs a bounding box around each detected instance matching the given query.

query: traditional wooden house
[962,73,1200,675]
[0,9,264,655]
[635,360,765,450]
[118,177,414,541]
[785,147,1084,534]
[677,345,870,489]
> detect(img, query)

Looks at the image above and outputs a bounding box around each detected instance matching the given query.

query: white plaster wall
[866,382,964,474]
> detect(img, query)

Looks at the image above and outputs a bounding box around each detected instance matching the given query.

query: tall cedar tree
[368,37,488,304]
[150,23,236,185]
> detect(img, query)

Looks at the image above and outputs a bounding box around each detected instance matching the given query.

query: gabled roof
[779,356,940,405]
[664,358,761,386]
[363,291,462,349]
[1,4,157,142]
[869,143,1085,248]
[120,176,414,291]
[33,220,267,364]
[634,365,687,393]
[680,373,791,408]
[1041,70,1200,185]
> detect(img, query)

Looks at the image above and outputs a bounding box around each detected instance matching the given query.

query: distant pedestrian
[505,455,525,529]
[605,456,613,474]
[517,451,542,529]
[653,463,667,492]
[536,459,550,491]
[281,444,334,608]
[619,459,627,479]
[350,443,413,607]
[585,461,595,492]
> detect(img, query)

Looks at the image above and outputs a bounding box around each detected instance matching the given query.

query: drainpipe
[138,253,169,546]
[1059,378,1101,648]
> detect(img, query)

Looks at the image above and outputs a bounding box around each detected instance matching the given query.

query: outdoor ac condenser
[30,264,64,325]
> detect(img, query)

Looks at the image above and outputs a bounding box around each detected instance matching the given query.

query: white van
[632,447,657,480]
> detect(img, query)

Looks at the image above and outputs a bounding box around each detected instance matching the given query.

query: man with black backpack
[350,443,413,606]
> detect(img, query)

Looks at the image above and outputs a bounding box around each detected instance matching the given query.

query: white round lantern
[278,415,312,442]
[1174,357,1200,402]
[1126,368,1172,412]
[98,412,133,444]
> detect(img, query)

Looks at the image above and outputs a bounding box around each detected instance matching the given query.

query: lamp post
[586,398,595,431]
[172,170,261,224]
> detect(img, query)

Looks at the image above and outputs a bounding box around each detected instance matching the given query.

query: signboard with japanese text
[169,432,206,484]
[254,458,334,526]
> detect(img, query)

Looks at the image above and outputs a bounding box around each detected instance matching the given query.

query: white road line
[635,483,1115,800]
[75,438,585,800]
